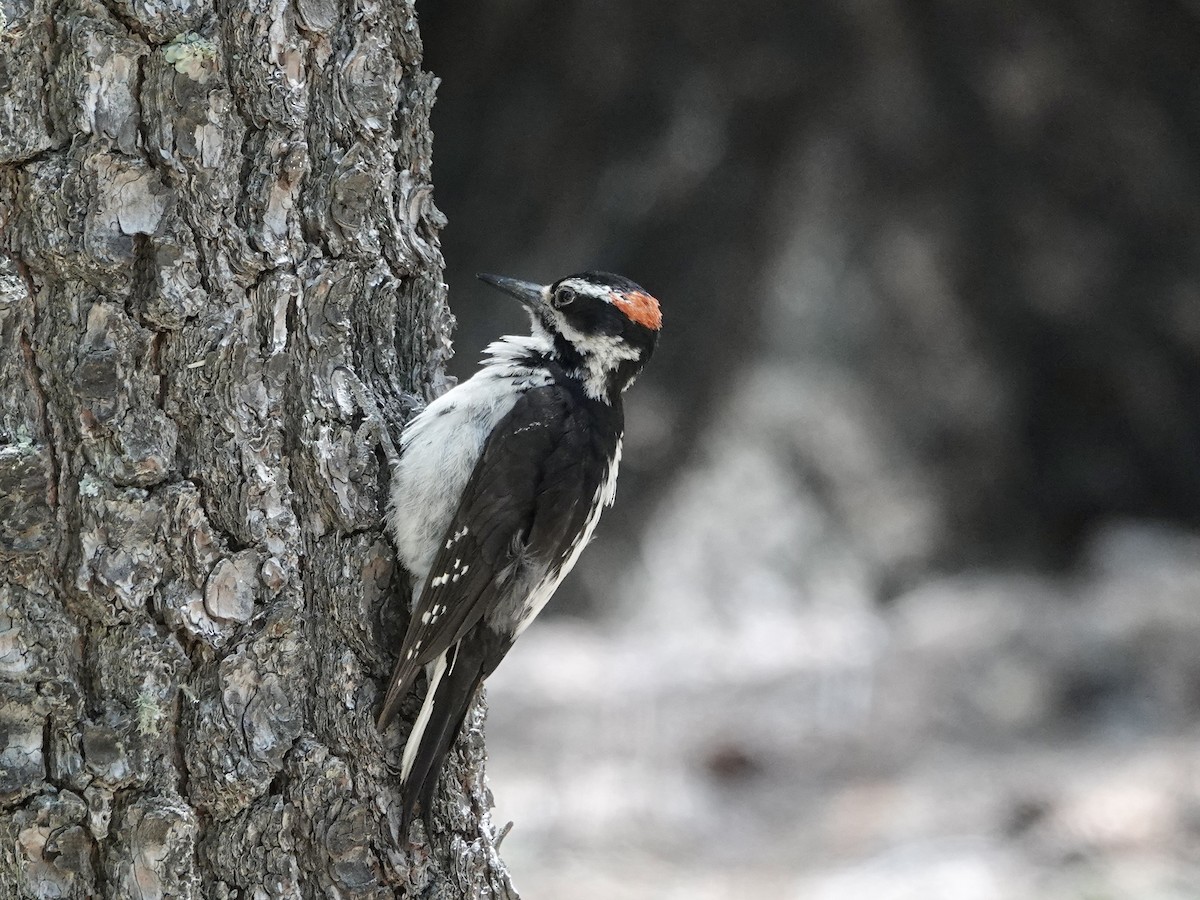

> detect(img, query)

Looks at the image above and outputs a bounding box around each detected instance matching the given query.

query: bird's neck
[551,334,642,404]
[481,332,642,405]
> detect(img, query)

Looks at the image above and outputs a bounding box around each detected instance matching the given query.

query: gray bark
[0,0,516,896]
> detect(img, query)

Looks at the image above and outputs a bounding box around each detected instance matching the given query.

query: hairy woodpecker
[378,270,662,831]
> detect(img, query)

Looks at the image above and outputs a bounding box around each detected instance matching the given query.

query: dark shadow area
[421,0,1200,578]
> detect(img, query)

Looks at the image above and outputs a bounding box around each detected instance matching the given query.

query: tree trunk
[0,1,516,895]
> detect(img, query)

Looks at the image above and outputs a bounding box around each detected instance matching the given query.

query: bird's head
[478,271,662,402]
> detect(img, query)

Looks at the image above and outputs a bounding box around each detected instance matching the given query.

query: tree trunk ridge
[0,0,516,895]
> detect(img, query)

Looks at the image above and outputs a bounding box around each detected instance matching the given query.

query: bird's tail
[398,642,486,835]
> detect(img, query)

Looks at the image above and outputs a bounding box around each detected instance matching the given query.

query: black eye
[553,286,577,308]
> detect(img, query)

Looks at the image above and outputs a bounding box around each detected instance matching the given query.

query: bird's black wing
[376,383,617,731]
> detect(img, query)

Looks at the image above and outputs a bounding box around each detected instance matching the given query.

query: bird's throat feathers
[482,330,644,403]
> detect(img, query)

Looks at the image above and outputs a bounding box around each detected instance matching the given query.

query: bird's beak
[477,273,548,313]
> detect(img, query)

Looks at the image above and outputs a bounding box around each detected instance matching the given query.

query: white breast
[386,336,554,596]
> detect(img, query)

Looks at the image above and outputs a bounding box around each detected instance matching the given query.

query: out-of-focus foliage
[419,1,1200,896]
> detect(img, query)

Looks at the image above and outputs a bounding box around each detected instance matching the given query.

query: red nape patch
[611,290,663,331]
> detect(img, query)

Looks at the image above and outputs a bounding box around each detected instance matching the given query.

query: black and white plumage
[378,271,662,831]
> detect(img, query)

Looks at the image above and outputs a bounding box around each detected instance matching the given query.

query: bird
[377,270,662,832]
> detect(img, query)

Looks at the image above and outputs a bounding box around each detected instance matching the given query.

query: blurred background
[419,3,1200,897]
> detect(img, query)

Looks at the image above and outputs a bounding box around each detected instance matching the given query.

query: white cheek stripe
[553,318,642,402]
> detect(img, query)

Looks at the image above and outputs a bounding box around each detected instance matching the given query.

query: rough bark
[0,1,515,896]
